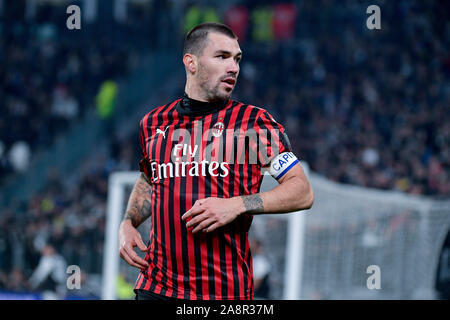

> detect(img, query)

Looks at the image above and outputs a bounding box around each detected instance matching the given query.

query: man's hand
[181,197,245,234]
[119,220,149,269]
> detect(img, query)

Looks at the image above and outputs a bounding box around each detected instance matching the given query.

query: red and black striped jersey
[134,94,292,300]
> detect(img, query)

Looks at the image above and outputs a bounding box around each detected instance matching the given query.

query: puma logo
[156,126,169,139]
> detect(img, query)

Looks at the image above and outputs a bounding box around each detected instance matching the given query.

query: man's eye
[217,55,225,59]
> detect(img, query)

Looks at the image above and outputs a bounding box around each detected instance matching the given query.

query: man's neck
[184,81,209,102]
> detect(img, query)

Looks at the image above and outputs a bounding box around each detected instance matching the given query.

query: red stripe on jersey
[171,108,185,299]
[233,107,246,299]
[223,102,242,298]
[247,109,264,194]
[210,109,227,300]
[234,105,254,298]
[154,101,178,296]
[186,117,198,299]
[140,105,164,292]
[135,272,143,289]
[244,232,252,299]
[248,253,254,299]
[161,104,183,297]
[147,109,164,294]
[135,111,152,290]
[244,106,259,299]
[142,101,178,293]
[144,105,165,292]
[198,114,212,299]
[161,108,175,297]
[255,109,287,165]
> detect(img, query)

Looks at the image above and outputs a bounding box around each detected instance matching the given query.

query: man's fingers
[204,221,222,233]
[135,235,148,252]
[185,211,210,228]
[123,244,149,268]
[129,251,149,268]
[182,206,203,220]
[182,203,206,220]
[120,249,144,269]
[192,218,215,234]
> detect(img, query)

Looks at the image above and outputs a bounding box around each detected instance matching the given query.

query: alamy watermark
[366,265,381,290]
[366,5,381,30]
[66,265,81,290]
[66,5,81,30]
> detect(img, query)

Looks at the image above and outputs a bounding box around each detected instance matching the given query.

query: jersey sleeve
[254,110,293,168]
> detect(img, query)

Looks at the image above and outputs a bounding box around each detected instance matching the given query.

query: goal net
[101,165,450,300]
[299,174,450,299]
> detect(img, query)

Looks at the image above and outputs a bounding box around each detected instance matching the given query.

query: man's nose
[227,60,239,75]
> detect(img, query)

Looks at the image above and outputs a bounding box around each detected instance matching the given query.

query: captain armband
[268,152,300,180]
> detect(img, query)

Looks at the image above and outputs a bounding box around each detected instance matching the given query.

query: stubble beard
[198,65,233,103]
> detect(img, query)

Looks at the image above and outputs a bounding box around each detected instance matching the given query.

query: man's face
[195,32,242,102]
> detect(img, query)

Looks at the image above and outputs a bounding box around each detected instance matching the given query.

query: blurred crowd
[0,1,144,297]
[233,0,450,196]
[0,0,449,298]
[0,131,139,297]
[0,5,133,184]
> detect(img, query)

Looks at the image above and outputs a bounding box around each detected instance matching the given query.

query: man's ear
[183,54,197,74]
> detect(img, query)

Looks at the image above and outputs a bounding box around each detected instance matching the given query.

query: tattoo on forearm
[123,173,152,227]
[241,195,264,214]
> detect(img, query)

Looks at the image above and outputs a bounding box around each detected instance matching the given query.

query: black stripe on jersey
[175,112,192,299]
[148,103,172,294]
[229,103,249,298]
[217,105,235,299]
[165,106,181,297]
[208,109,229,299]
[235,105,251,195]
[240,106,260,298]
[144,108,163,292]
[204,121,216,299]
[192,117,204,299]
[245,107,261,189]
[256,110,289,166]
[158,102,178,296]
[241,230,250,299]
[137,112,152,290]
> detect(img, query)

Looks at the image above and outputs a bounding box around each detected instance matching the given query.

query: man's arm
[182,163,314,233]
[118,173,152,269]
[123,172,152,227]
[241,163,313,214]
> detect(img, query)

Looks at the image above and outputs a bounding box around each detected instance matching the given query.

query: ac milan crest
[212,121,225,138]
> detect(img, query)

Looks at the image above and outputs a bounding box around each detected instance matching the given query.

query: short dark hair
[183,22,237,57]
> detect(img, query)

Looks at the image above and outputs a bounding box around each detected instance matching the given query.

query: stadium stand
[0,0,448,299]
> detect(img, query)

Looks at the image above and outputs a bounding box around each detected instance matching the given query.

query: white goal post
[101,163,310,300]
[102,171,138,300]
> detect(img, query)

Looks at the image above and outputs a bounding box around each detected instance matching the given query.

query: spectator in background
[96,80,119,135]
[29,244,67,299]
[51,84,79,134]
[0,141,12,183]
[96,80,118,120]
[8,141,31,173]
[251,238,271,299]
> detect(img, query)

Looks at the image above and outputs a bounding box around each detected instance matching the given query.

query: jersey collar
[177,92,229,117]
